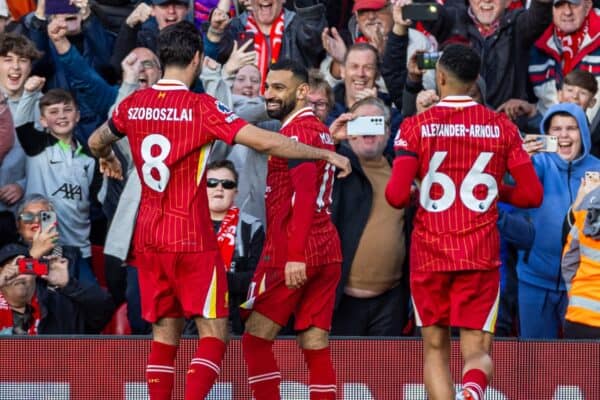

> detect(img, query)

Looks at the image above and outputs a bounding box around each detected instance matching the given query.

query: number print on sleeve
[141,134,171,192]
[316,163,335,212]
[420,151,498,213]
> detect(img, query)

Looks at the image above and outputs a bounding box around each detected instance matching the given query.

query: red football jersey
[109,79,248,252]
[259,107,342,268]
[394,96,530,272]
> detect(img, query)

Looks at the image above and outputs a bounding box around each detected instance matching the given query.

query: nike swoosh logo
[49,160,63,164]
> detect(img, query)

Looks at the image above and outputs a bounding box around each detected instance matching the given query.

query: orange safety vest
[562,207,600,328]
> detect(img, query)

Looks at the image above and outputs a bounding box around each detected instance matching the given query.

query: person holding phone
[0,241,114,335]
[516,103,600,339]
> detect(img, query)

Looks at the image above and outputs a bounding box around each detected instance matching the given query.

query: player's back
[112,80,244,252]
[397,97,524,271]
[261,108,342,268]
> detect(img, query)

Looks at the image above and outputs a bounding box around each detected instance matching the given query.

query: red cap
[352,0,388,12]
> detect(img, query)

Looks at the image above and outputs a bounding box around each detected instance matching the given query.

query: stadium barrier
[1,337,599,399]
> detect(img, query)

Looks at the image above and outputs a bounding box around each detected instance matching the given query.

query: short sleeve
[108,95,131,138]
[502,116,530,169]
[200,96,248,145]
[394,116,420,157]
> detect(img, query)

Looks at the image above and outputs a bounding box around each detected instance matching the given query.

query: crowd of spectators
[0,0,599,339]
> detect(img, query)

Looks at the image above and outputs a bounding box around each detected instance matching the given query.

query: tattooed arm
[88,121,123,180]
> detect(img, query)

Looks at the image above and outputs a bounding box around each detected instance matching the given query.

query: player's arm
[234,124,351,178]
[385,151,419,209]
[285,161,319,289]
[88,121,124,180]
[499,161,543,208]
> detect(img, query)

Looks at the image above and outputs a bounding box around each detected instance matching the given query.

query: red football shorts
[410,269,500,333]
[240,263,341,331]
[135,251,229,323]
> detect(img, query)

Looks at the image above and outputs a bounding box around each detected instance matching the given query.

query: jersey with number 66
[394,96,530,272]
[109,79,248,253]
[259,108,342,269]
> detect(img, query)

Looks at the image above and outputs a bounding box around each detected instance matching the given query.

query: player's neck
[162,67,195,88]
[281,103,308,125]
[439,86,472,99]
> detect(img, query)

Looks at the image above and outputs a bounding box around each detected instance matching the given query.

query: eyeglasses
[140,60,159,70]
[18,212,42,224]
[308,101,329,111]
[207,178,237,190]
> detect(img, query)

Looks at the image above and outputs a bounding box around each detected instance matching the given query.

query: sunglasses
[18,212,42,224]
[207,178,237,190]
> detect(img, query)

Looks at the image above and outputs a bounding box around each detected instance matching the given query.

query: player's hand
[285,261,307,289]
[497,99,537,120]
[322,27,347,64]
[327,152,352,178]
[99,153,123,180]
[24,76,46,93]
[416,89,439,114]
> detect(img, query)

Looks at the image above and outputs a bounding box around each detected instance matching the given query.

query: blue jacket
[517,103,600,290]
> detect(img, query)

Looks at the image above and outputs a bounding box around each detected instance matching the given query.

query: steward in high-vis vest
[562,185,600,338]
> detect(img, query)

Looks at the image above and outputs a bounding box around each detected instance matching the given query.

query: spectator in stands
[186,160,264,335]
[330,96,411,336]
[528,0,599,119]
[423,0,553,108]
[15,89,101,285]
[326,42,401,138]
[0,32,43,127]
[307,69,334,123]
[0,242,114,334]
[518,102,600,338]
[205,0,327,93]
[562,177,600,338]
[321,0,434,95]
[24,0,116,140]
[47,15,162,123]
[110,0,189,75]
[0,91,20,246]
[0,0,9,33]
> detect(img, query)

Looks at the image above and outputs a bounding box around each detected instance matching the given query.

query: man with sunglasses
[88,22,349,400]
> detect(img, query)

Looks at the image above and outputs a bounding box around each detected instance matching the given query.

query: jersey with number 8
[109,80,248,253]
[394,96,531,272]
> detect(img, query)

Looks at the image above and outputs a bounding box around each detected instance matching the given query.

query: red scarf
[555,18,589,75]
[468,6,500,38]
[216,207,240,271]
[246,11,285,94]
[0,290,40,335]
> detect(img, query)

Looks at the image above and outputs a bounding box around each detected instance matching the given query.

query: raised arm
[233,124,351,177]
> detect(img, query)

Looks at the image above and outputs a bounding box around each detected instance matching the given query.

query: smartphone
[236,31,255,51]
[40,210,57,232]
[347,116,386,136]
[524,134,558,152]
[17,258,49,276]
[585,171,600,185]
[416,52,441,70]
[402,3,440,21]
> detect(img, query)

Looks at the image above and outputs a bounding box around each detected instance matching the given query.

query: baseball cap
[353,0,388,12]
[151,0,190,5]
[553,0,581,5]
[0,243,28,266]
[0,0,9,19]
[45,0,79,15]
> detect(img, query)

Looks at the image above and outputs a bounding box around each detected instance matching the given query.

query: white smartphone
[585,171,600,185]
[347,116,386,136]
[524,134,558,152]
[40,210,57,232]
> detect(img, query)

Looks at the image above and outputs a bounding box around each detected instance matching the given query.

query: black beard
[266,98,296,121]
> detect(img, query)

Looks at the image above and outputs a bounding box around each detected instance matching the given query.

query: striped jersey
[259,107,342,268]
[109,79,247,253]
[394,95,530,272]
